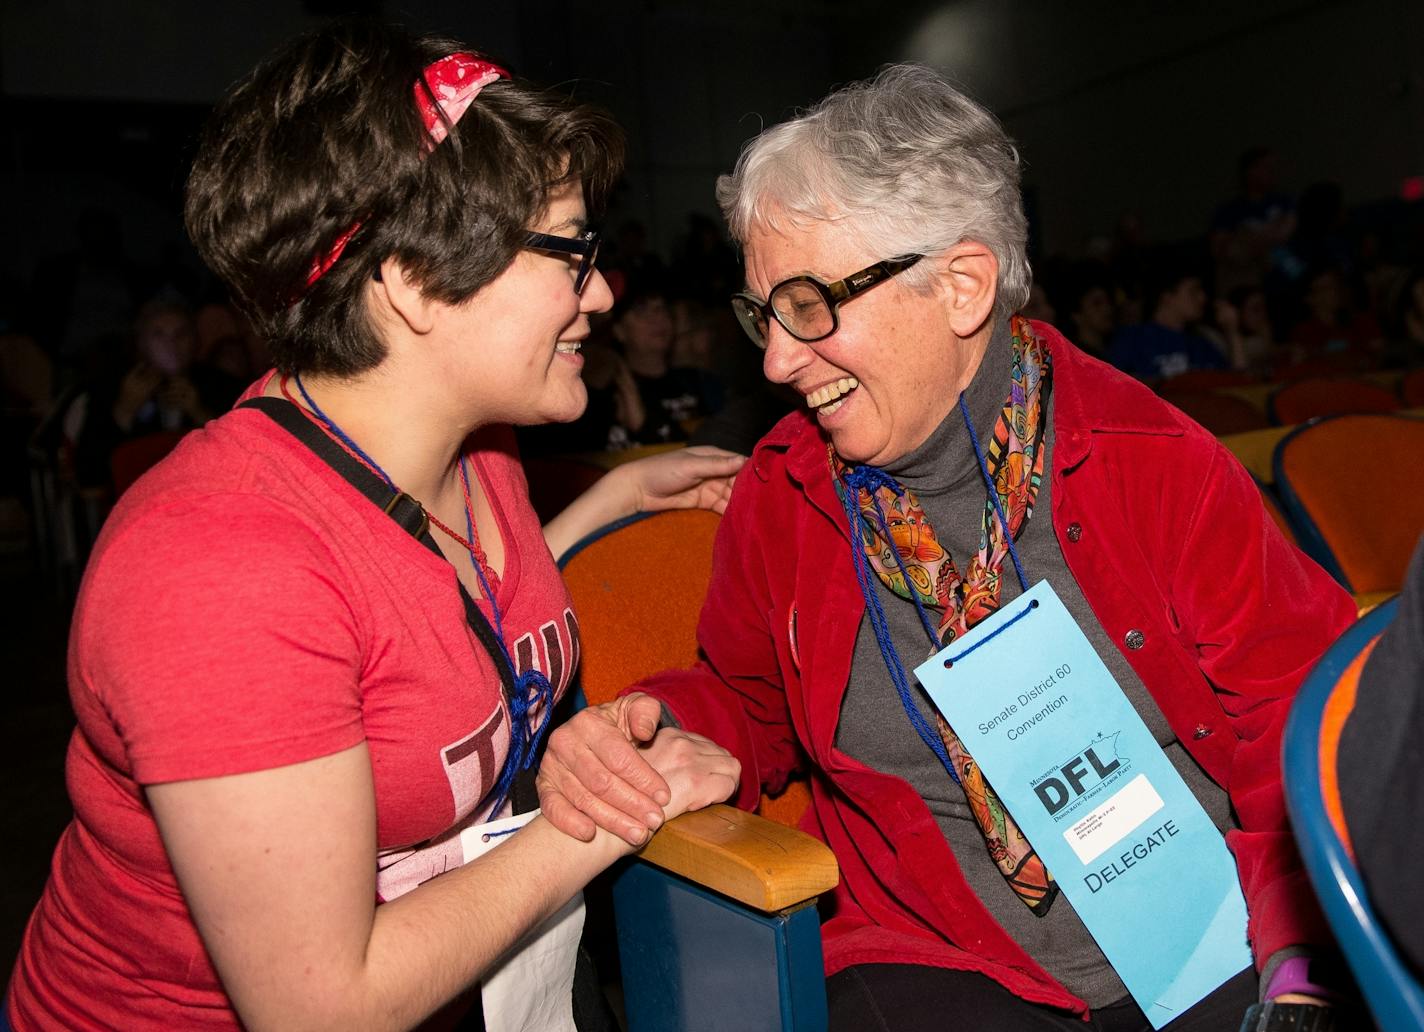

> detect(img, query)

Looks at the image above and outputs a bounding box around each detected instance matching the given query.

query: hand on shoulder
[618,445,746,517]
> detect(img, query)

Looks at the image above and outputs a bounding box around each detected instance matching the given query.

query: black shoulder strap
[241,397,432,536]
[241,395,547,1032]
[238,397,524,726]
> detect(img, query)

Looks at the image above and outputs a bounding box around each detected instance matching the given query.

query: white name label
[1063,773,1164,864]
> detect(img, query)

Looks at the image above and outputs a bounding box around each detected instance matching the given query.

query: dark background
[2,0,1422,984]
[4,0,1423,289]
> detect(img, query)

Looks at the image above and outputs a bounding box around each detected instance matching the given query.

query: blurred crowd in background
[1,140,1422,577]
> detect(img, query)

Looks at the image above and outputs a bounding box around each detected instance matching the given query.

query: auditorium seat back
[559,508,811,828]
[1273,415,1424,593]
[1270,377,1399,426]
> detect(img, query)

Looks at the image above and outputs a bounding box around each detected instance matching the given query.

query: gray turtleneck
[833,320,1233,1007]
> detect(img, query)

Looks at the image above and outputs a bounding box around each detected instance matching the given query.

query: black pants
[828,963,1258,1032]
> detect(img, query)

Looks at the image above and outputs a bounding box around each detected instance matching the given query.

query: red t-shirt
[8,392,579,1030]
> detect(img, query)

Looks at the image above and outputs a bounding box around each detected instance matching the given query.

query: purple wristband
[1264,956,1340,1003]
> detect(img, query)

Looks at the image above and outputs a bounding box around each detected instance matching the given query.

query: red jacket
[634,323,1355,1017]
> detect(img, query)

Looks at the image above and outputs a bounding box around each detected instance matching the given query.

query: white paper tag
[460,810,585,1032]
[1061,773,1165,864]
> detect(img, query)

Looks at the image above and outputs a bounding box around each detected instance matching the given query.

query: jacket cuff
[656,702,681,730]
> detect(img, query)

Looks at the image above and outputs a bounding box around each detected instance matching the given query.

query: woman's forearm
[360,817,624,1031]
[245,817,627,1032]
[541,465,638,560]
[152,749,631,1032]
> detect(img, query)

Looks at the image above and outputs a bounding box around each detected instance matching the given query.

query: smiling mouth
[806,376,858,415]
[554,341,582,354]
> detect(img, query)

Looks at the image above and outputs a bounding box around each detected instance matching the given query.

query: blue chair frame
[1282,598,1424,1030]
[557,510,835,1032]
[613,862,828,1032]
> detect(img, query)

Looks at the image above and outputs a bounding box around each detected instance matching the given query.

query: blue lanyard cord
[295,374,397,491]
[942,597,1038,667]
[841,468,961,784]
[458,457,508,644]
[861,486,945,651]
[292,374,545,816]
[958,394,1030,594]
[458,456,554,815]
[839,393,1038,786]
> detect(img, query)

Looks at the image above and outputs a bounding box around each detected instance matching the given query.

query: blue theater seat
[1282,598,1424,1031]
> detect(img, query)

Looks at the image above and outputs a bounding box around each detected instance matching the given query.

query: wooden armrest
[635,803,839,913]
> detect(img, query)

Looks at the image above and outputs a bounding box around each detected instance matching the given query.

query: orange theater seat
[1273,354,1365,381]
[1270,377,1400,426]
[1273,414,1424,593]
[559,509,811,828]
[1161,390,1269,436]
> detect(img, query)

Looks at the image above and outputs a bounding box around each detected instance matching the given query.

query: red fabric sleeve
[76,492,367,785]
[630,468,804,810]
[1171,440,1356,961]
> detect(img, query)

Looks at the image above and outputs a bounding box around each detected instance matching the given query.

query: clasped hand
[538,692,737,846]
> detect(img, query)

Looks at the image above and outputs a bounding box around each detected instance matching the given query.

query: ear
[937,241,999,338]
[371,257,438,336]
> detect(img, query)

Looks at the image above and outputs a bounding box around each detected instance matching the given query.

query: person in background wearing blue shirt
[1110,261,1226,382]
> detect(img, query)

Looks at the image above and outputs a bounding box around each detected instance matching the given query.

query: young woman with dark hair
[4,21,741,1032]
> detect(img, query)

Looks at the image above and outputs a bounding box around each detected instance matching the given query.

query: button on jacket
[632,322,1356,1018]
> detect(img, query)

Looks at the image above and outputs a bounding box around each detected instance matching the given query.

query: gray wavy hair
[716,63,1031,320]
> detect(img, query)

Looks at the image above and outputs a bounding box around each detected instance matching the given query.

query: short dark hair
[611,271,672,324]
[1058,262,1114,316]
[1142,249,1207,314]
[185,20,624,376]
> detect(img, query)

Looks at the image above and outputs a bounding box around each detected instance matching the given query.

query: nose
[761,319,813,385]
[580,267,614,315]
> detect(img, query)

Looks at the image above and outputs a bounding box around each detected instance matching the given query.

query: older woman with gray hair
[541,65,1355,1031]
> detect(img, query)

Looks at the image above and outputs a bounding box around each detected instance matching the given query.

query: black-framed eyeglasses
[730,254,923,349]
[526,228,601,294]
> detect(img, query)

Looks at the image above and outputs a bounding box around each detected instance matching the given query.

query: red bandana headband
[302,52,507,291]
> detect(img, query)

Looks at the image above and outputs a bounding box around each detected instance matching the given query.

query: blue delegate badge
[914,579,1251,1028]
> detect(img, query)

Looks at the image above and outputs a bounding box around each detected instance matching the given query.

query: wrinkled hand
[620,446,746,516]
[640,727,740,822]
[538,692,670,845]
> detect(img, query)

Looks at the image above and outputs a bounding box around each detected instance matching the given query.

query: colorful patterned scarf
[833,314,1057,915]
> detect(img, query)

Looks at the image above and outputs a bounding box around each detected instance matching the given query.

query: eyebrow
[545,215,588,236]
[741,268,823,298]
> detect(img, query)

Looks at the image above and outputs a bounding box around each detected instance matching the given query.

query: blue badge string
[840,467,961,784]
[861,485,946,651]
[459,456,554,815]
[838,391,1039,784]
[295,374,396,491]
[294,374,547,817]
[942,598,1038,667]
